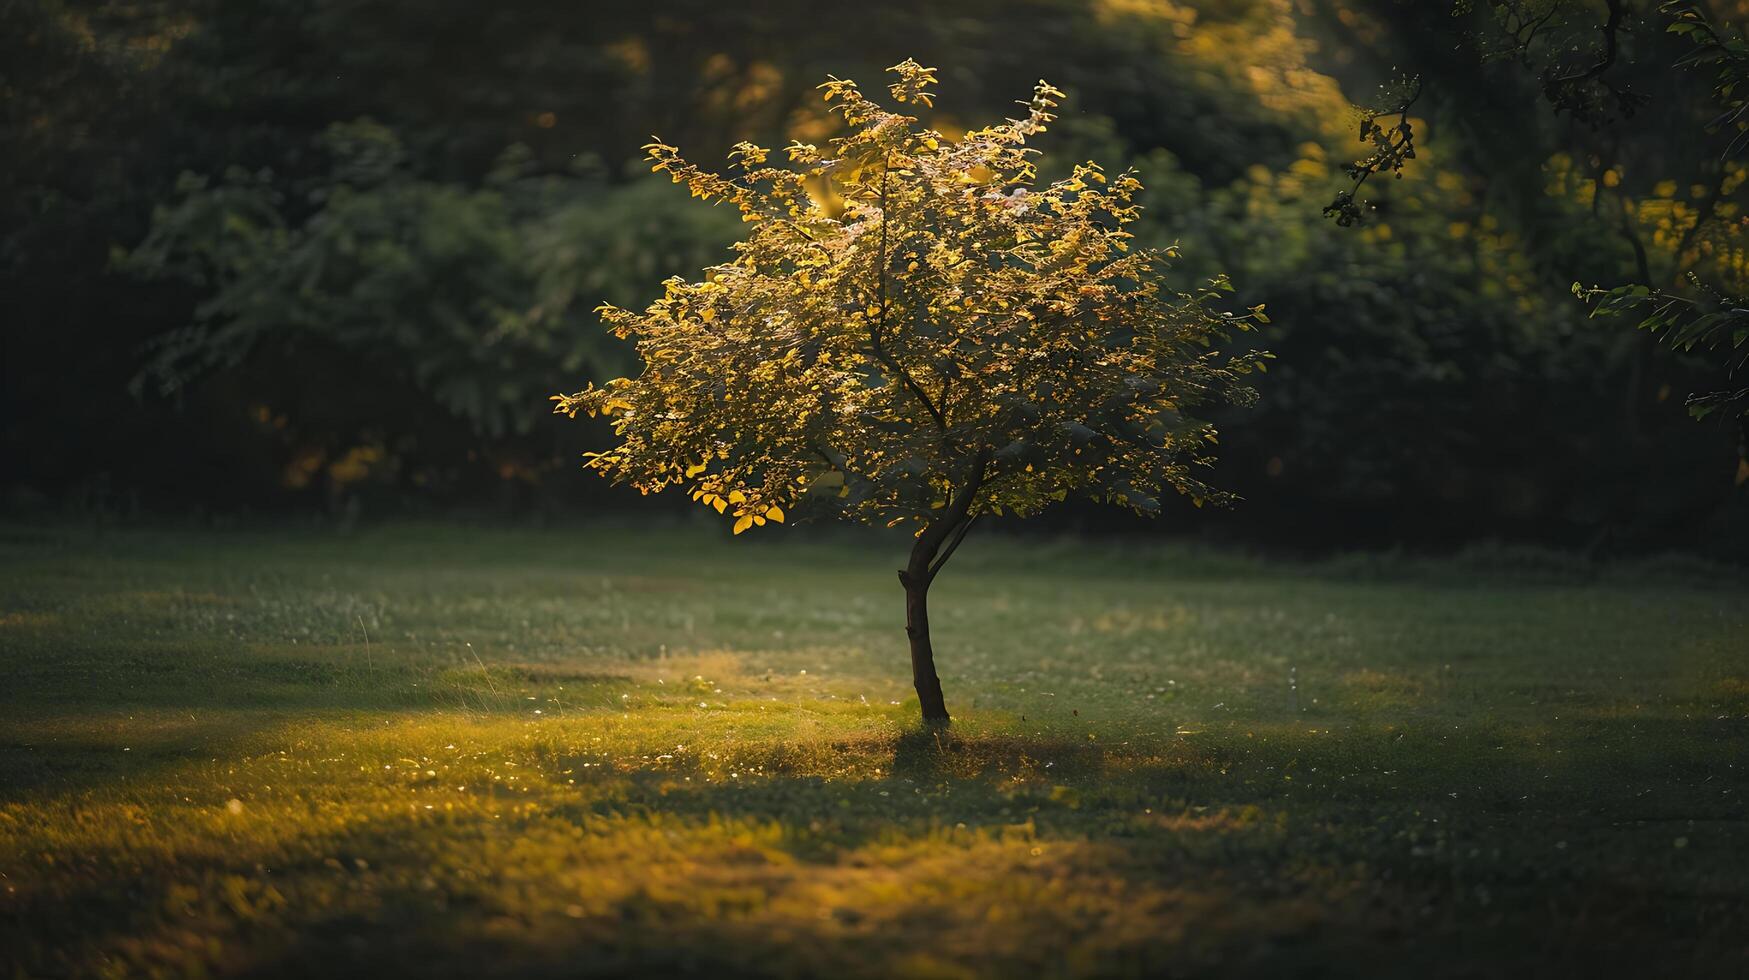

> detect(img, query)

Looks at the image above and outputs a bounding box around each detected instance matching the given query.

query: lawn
[1,522,1745,977]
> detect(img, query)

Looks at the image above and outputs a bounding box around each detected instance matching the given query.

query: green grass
[1,522,1745,978]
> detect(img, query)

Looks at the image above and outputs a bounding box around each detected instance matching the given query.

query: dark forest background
[6,0,1747,556]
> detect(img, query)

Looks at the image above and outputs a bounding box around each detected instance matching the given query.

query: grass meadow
[2,523,1746,977]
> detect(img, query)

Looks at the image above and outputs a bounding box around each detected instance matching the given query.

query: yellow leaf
[728,490,747,504]
[685,462,707,478]
[765,506,785,523]
[733,515,754,534]
[712,497,727,514]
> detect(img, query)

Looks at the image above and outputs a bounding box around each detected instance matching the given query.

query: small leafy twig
[1323,76,1423,227]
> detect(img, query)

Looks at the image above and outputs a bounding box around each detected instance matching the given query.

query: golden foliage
[555,61,1266,534]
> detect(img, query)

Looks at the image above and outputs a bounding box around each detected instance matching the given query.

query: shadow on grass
[0,657,643,801]
[0,730,1322,979]
[9,717,1748,979]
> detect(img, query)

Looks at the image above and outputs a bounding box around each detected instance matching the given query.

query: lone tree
[555,61,1267,723]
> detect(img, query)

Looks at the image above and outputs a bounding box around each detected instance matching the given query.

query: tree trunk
[893,450,990,726]
[900,558,949,724]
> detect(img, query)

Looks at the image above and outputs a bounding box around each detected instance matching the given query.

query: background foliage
[4,0,1745,554]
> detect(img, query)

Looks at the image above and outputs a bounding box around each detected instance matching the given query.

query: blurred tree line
[3,0,1744,554]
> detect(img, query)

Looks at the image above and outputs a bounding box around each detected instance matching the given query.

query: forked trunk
[895,451,989,726]
[900,561,949,724]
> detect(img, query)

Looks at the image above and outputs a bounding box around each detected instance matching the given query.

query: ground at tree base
[1,523,1745,977]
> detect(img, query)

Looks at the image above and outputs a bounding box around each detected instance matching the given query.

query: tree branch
[914,451,990,584]
[870,158,951,435]
[928,512,980,581]
[1555,0,1623,84]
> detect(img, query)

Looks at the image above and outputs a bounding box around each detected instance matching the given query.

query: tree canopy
[553,61,1266,538]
